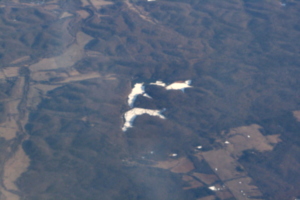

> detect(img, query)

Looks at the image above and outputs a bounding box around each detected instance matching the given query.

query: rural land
[0,0,299,200]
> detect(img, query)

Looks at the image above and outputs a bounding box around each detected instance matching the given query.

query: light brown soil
[153,157,195,173]
[192,173,219,185]
[293,110,300,122]
[225,177,263,200]
[171,157,195,173]
[60,12,73,19]
[3,67,19,78]
[0,119,18,140]
[30,31,92,72]
[183,177,203,190]
[9,56,30,65]
[77,10,90,19]
[197,196,215,200]
[3,146,29,191]
[80,0,91,7]
[226,124,280,156]
[202,149,247,181]
[90,0,113,10]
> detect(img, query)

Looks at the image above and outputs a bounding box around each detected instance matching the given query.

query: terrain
[0,0,299,200]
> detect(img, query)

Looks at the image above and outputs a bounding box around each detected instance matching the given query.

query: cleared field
[60,12,73,19]
[192,172,219,185]
[225,177,264,199]
[153,156,195,173]
[3,67,19,78]
[226,124,281,156]
[293,110,300,122]
[90,0,113,10]
[197,196,215,200]
[30,31,93,72]
[202,149,246,181]
[58,73,101,83]
[80,0,90,7]
[77,10,90,19]
[0,119,18,140]
[182,175,204,190]
[9,56,30,65]
[3,145,29,191]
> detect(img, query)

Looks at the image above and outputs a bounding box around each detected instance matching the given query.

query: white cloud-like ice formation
[122,108,166,131]
[208,186,218,191]
[123,79,192,132]
[150,80,192,92]
[165,80,192,91]
[149,81,166,87]
[127,83,151,108]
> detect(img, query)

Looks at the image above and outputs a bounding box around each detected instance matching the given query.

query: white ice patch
[196,145,202,150]
[127,83,151,107]
[208,186,218,191]
[150,80,192,92]
[123,79,192,131]
[165,80,192,91]
[143,93,152,98]
[150,81,166,87]
[122,108,166,131]
[169,153,178,157]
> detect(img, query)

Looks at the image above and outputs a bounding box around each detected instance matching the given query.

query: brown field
[30,31,92,72]
[3,67,19,78]
[80,0,90,7]
[0,119,18,140]
[293,110,300,122]
[226,124,281,156]
[76,10,90,19]
[90,0,113,10]
[60,12,73,19]
[9,56,30,65]
[0,0,298,199]
[3,145,29,191]
[192,173,219,185]
[197,196,215,200]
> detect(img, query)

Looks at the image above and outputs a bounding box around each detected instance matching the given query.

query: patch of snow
[143,93,152,98]
[247,135,251,138]
[196,145,202,150]
[165,80,192,91]
[128,83,145,107]
[122,108,166,131]
[225,141,230,144]
[169,153,178,157]
[149,80,166,87]
[128,83,151,107]
[150,80,192,92]
[123,79,192,131]
[209,186,218,191]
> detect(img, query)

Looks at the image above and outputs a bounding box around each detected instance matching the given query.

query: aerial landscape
[0,0,299,199]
